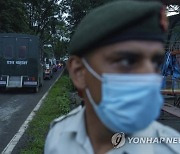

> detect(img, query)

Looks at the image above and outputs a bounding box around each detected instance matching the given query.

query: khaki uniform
[44,106,180,154]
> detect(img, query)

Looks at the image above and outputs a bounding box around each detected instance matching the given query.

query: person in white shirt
[45,1,180,154]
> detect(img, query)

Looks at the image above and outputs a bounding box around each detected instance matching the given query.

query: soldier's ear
[67,56,86,90]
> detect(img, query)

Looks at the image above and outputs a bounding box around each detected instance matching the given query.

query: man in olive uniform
[45,1,180,154]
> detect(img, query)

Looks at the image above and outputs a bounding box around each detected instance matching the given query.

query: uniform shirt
[44,106,180,154]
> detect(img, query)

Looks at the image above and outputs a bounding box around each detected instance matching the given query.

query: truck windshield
[18,46,27,59]
[4,45,13,59]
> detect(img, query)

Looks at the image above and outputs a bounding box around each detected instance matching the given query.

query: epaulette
[50,105,82,128]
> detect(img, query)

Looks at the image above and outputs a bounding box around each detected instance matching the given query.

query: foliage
[0,0,28,33]
[0,0,69,57]
[54,40,68,59]
[0,0,113,57]
[24,0,64,43]
[2,0,179,58]
[20,75,73,154]
[61,0,111,35]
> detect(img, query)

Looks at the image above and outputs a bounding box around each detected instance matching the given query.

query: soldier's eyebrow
[108,51,143,59]
[110,50,164,58]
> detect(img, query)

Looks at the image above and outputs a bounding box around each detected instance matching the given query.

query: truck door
[16,38,29,76]
[2,37,16,76]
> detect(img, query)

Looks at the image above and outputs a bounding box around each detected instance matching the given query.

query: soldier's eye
[152,55,164,71]
[118,57,138,67]
[109,51,142,69]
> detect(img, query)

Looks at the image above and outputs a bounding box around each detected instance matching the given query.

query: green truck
[0,33,43,92]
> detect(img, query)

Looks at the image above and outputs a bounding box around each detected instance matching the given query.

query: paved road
[0,69,62,153]
[158,98,180,132]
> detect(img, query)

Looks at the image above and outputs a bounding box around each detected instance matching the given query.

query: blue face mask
[82,58,164,134]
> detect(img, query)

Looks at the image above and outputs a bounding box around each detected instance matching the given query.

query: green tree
[0,0,28,32]
[54,40,68,59]
[23,0,69,57]
[60,0,116,36]
[24,0,63,42]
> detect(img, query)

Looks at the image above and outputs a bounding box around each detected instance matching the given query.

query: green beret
[69,0,166,56]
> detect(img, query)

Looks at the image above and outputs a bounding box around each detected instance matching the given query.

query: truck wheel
[0,87,6,92]
[33,86,39,93]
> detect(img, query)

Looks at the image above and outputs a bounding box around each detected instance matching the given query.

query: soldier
[45,0,180,154]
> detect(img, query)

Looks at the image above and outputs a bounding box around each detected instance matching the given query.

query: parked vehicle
[52,58,58,72]
[43,63,53,79]
[0,33,44,92]
[56,60,64,70]
[52,64,57,72]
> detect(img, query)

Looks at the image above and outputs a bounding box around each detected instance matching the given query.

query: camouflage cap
[69,0,168,56]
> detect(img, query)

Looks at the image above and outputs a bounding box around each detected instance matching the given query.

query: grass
[20,75,73,154]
